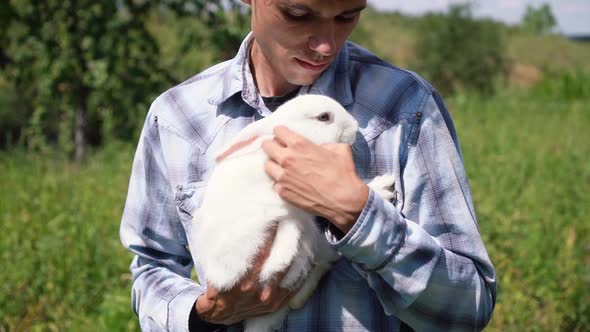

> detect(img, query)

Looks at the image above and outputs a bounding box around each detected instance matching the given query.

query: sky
[367,0,590,36]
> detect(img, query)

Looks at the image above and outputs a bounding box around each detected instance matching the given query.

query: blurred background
[0,0,588,331]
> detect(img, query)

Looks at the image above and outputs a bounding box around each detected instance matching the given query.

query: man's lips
[295,58,329,71]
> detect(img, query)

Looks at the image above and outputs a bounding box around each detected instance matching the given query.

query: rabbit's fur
[192,94,394,331]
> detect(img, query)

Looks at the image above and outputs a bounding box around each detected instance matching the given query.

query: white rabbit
[192,94,395,331]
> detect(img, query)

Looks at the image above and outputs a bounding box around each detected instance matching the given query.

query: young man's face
[244,0,366,95]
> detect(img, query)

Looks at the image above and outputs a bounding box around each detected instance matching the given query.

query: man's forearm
[330,190,496,331]
[126,256,206,331]
[323,179,370,234]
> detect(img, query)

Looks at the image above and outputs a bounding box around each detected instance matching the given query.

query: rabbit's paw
[367,174,395,201]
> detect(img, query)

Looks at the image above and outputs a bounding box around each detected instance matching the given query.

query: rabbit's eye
[317,112,331,122]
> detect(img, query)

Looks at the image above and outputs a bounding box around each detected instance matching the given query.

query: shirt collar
[208,32,354,109]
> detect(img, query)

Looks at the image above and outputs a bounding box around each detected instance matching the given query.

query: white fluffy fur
[192,94,394,331]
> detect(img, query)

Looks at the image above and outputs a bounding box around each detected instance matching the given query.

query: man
[120,0,497,331]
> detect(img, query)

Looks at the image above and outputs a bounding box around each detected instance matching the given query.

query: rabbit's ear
[215,118,273,162]
[216,135,264,161]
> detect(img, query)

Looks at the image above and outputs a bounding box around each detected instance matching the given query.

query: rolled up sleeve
[328,93,496,331]
[120,107,206,331]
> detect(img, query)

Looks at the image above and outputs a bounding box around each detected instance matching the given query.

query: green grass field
[451,86,590,331]
[0,143,139,331]
[1,79,588,331]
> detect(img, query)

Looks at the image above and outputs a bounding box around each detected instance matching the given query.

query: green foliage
[411,3,508,96]
[507,31,590,73]
[0,0,242,160]
[352,7,590,75]
[449,77,590,331]
[148,4,249,81]
[351,8,419,68]
[3,3,590,154]
[22,106,50,155]
[0,77,25,148]
[532,69,590,101]
[348,8,378,53]
[0,142,138,331]
[522,3,557,34]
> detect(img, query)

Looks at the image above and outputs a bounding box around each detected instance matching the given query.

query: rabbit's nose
[341,127,358,144]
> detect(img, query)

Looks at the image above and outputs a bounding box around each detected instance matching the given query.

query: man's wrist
[190,298,225,331]
[329,180,369,234]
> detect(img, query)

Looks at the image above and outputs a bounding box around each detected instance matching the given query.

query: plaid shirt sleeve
[328,92,496,331]
[119,104,206,332]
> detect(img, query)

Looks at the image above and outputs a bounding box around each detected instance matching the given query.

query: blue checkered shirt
[120,33,496,331]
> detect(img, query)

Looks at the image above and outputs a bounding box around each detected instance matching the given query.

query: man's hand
[261,126,369,233]
[195,229,296,325]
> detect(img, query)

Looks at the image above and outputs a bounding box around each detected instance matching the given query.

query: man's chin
[289,72,323,87]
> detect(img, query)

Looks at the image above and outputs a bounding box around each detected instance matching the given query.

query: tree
[522,3,557,34]
[412,3,508,96]
[1,0,243,160]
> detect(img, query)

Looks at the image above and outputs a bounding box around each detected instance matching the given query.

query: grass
[449,85,590,330]
[350,9,418,68]
[0,142,139,331]
[1,77,589,331]
[508,31,590,72]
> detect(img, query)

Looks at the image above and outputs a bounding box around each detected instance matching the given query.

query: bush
[0,77,26,148]
[412,3,508,96]
[522,3,557,34]
[532,69,590,101]
[0,1,247,160]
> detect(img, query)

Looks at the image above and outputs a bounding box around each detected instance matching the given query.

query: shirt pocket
[174,181,208,225]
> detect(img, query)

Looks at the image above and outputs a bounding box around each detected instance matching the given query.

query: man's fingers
[206,282,218,298]
[264,159,286,182]
[272,183,328,214]
[259,283,294,312]
[322,143,353,156]
[206,221,303,321]
[261,138,289,165]
[273,126,313,150]
[272,126,299,146]
[271,264,291,285]
[196,293,215,315]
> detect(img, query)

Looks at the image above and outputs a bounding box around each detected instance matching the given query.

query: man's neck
[249,42,299,97]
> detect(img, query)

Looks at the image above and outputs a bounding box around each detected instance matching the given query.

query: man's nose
[308,23,336,57]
